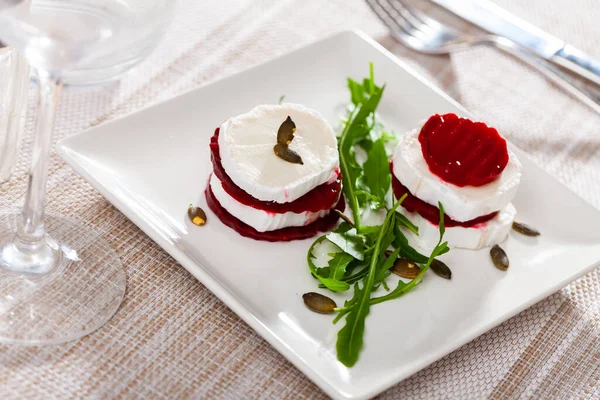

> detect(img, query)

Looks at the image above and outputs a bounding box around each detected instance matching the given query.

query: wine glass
[0,0,174,344]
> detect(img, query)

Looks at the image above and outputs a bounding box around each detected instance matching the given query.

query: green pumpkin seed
[188,205,207,226]
[274,143,304,165]
[512,221,540,237]
[303,292,337,314]
[430,259,452,280]
[274,116,303,165]
[277,115,296,146]
[490,245,509,271]
[390,258,420,279]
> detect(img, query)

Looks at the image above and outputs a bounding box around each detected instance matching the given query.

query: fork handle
[488,36,600,115]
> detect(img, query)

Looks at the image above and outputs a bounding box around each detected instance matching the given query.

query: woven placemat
[1,0,599,398]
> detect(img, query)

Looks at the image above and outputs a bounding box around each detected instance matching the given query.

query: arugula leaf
[370,203,449,305]
[336,200,402,367]
[395,212,419,235]
[335,276,369,366]
[318,278,350,293]
[379,214,397,259]
[333,221,354,234]
[394,226,429,264]
[362,138,390,209]
[333,283,360,324]
[438,201,446,238]
[326,228,366,261]
[335,203,449,313]
[380,130,397,143]
[338,86,385,229]
[356,137,373,153]
[365,63,378,94]
[342,264,370,284]
[307,236,350,292]
[328,252,354,281]
[354,190,384,210]
[359,225,386,250]
[376,247,401,284]
[347,78,365,105]
[305,64,454,368]
[381,279,391,291]
[360,225,382,237]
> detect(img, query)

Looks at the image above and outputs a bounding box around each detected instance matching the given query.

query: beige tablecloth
[2,0,600,398]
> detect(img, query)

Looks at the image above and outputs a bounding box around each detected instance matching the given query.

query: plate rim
[56,30,600,400]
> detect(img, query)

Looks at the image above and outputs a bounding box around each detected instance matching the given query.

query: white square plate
[57,31,600,400]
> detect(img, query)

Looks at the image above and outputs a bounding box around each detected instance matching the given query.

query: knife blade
[430,0,600,86]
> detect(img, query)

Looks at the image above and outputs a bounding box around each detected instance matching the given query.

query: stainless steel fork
[366,0,600,115]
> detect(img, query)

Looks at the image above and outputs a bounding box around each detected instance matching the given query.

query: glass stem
[15,71,62,251]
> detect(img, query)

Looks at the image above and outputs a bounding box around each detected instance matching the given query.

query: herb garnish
[338,63,385,228]
[304,64,450,367]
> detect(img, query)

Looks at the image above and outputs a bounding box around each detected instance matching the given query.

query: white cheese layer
[401,203,516,250]
[210,174,333,232]
[392,127,522,222]
[219,104,339,203]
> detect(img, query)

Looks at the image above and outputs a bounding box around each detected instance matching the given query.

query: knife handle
[490,37,600,115]
[552,45,600,87]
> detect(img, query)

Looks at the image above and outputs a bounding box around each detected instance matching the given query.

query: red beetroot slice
[418,113,509,187]
[206,183,345,242]
[210,128,342,213]
[390,163,497,228]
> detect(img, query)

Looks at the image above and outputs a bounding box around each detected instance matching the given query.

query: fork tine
[390,0,444,32]
[383,0,461,52]
[369,0,430,42]
[387,0,435,34]
[366,0,416,45]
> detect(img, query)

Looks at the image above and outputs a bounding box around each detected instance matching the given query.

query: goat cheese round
[392,127,522,222]
[218,104,339,203]
[403,203,517,250]
[209,174,334,232]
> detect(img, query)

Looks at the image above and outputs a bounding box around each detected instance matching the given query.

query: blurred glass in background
[0,45,29,183]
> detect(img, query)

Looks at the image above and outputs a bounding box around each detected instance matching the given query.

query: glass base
[0,231,62,275]
[0,211,126,345]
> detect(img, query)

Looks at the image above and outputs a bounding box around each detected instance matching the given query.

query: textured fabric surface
[1,0,599,398]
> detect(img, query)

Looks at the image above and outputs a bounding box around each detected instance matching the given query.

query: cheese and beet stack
[391,113,522,250]
[206,104,343,241]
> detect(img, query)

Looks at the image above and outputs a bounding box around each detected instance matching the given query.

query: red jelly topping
[419,113,509,187]
[206,184,345,242]
[390,163,497,228]
[210,128,342,213]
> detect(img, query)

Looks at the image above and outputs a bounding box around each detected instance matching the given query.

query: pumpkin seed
[334,209,354,227]
[188,205,207,226]
[274,143,304,165]
[390,258,420,279]
[303,292,337,314]
[277,115,296,146]
[490,245,509,271]
[430,259,452,280]
[274,116,303,165]
[512,221,540,237]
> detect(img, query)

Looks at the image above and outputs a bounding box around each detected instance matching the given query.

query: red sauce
[206,183,345,242]
[418,113,509,187]
[391,163,497,228]
[210,128,342,213]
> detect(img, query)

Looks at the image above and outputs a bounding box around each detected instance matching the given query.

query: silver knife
[430,0,600,86]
